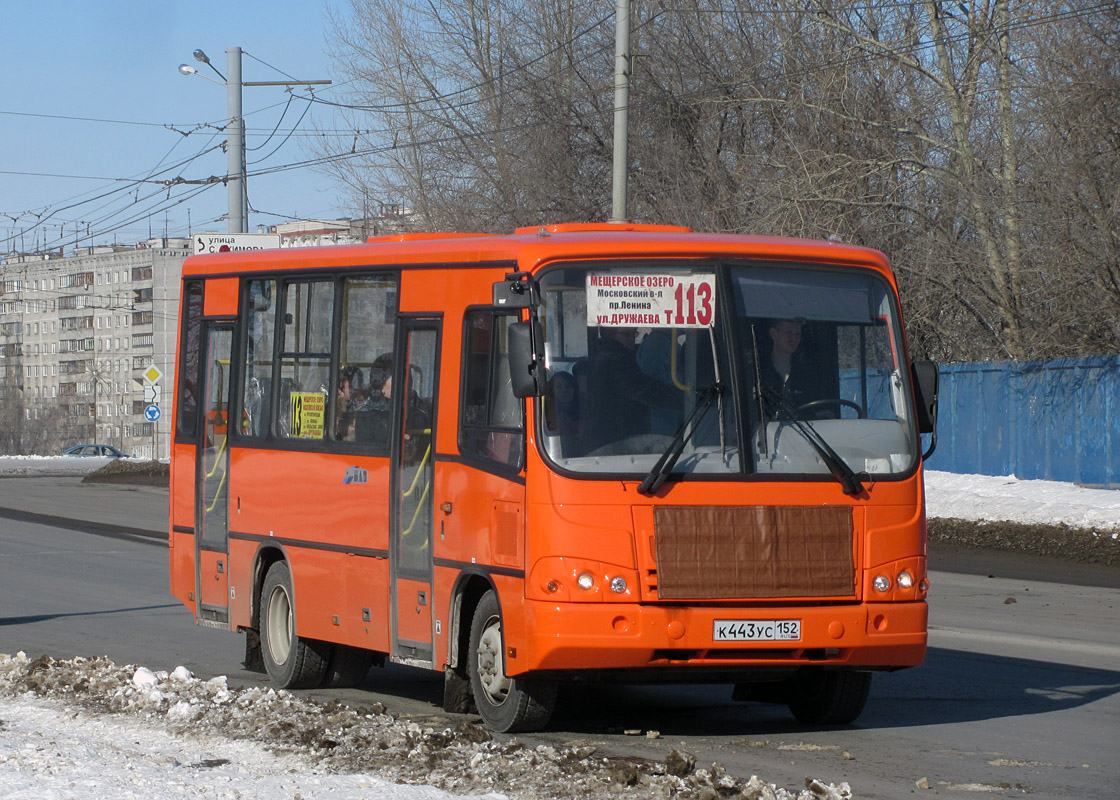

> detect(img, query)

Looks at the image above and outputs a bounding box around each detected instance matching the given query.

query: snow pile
[925,470,1120,533]
[0,652,851,800]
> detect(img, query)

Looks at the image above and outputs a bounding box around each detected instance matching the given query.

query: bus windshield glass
[537,262,919,481]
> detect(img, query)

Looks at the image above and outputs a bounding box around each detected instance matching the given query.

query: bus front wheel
[786,668,872,725]
[468,591,556,733]
[260,561,329,689]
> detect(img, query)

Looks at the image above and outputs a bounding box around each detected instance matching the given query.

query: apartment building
[0,239,187,459]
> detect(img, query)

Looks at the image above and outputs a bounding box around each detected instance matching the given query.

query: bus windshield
[537,261,919,481]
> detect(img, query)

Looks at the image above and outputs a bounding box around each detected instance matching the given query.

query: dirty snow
[0,653,849,800]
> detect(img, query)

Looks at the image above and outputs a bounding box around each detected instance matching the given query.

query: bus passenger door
[195,323,234,625]
[390,320,439,665]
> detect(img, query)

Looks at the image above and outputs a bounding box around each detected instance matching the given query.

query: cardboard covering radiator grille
[653,505,855,599]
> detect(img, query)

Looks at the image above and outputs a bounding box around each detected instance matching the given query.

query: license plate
[713,619,801,642]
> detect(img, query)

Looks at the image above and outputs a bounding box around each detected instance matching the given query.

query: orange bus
[169,223,939,732]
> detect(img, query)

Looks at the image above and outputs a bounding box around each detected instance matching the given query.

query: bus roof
[180,222,894,279]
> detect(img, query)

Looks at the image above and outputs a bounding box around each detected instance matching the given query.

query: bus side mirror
[508,320,544,398]
[493,276,533,308]
[911,360,939,459]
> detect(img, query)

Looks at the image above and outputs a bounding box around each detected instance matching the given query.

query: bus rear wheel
[786,668,871,725]
[468,591,556,733]
[322,644,375,688]
[260,561,329,689]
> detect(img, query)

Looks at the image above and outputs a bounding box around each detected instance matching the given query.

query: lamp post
[179,48,330,234]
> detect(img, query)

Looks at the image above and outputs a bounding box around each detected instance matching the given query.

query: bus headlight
[527,558,638,602]
[873,574,891,592]
[896,570,914,590]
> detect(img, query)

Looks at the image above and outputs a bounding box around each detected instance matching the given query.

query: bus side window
[242,279,276,438]
[459,310,523,471]
[333,275,398,449]
[277,279,333,441]
[175,281,204,441]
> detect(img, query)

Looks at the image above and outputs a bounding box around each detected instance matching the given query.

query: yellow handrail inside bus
[401,480,431,543]
[204,433,227,479]
[402,432,432,498]
[669,329,691,392]
[204,467,228,514]
[204,434,228,514]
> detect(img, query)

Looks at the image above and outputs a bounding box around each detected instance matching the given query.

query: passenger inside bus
[584,326,684,452]
[351,355,393,447]
[759,318,819,417]
[335,365,366,439]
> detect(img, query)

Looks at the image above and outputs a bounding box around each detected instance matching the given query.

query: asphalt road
[1,479,1118,798]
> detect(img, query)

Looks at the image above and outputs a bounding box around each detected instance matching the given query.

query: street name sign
[194,233,280,255]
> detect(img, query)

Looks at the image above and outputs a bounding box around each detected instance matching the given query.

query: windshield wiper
[760,386,866,497]
[638,382,723,496]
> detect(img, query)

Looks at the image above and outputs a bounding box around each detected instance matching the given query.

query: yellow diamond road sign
[143,364,163,384]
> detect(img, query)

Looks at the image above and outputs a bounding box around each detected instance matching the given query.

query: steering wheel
[796,398,865,419]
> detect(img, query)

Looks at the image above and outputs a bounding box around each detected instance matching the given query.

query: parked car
[61,444,129,458]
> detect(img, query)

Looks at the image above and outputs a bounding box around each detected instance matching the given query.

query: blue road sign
[144,404,162,422]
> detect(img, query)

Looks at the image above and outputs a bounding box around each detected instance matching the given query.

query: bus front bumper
[514,600,927,676]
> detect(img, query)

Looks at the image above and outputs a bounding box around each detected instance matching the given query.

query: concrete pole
[227,47,246,233]
[609,0,630,224]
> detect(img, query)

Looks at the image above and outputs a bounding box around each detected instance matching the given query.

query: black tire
[786,668,872,725]
[468,591,556,733]
[259,561,329,689]
[322,644,375,688]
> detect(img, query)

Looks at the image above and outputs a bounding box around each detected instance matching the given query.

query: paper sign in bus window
[586,273,716,328]
[289,392,325,439]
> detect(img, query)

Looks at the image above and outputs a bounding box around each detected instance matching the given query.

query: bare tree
[322,0,613,230]
[321,0,1120,361]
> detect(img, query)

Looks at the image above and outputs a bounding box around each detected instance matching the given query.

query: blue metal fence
[926,356,1120,487]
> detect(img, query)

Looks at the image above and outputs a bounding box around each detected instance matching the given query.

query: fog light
[609,576,627,594]
[873,574,891,592]
[577,572,594,590]
[896,570,914,589]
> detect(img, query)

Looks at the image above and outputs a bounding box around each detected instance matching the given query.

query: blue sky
[1,0,356,252]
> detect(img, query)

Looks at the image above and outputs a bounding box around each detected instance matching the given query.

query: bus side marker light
[873,574,891,592]
[577,572,595,590]
[546,581,559,593]
[609,576,627,594]
[896,570,914,590]
[919,578,930,593]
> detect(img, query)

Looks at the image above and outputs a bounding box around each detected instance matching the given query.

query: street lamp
[192,49,226,81]
[178,47,330,234]
[177,63,224,86]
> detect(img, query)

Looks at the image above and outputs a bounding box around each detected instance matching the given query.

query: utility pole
[183,48,331,234]
[227,47,246,233]
[609,0,631,224]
